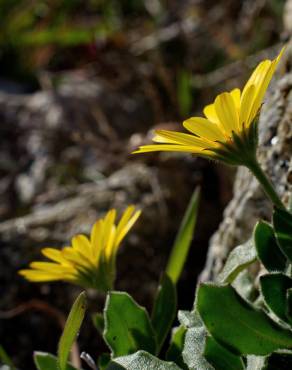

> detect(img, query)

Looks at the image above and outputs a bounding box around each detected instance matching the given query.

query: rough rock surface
[201,39,292,281]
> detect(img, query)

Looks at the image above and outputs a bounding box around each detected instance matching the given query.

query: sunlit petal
[183,117,225,141]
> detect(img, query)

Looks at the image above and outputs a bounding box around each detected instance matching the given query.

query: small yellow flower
[133,48,284,166]
[19,206,141,291]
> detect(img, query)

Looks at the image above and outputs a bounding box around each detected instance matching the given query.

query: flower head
[19,206,141,291]
[133,48,284,166]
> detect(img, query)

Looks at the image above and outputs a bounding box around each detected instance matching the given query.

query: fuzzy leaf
[107,350,182,370]
[104,292,157,357]
[246,355,267,370]
[182,325,214,370]
[58,292,86,370]
[218,240,257,283]
[151,274,177,352]
[254,221,286,272]
[197,283,292,355]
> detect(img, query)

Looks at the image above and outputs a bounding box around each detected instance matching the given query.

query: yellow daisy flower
[19,206,141,291]
[133,48,284,166]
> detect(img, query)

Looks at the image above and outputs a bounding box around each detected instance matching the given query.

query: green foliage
[103,291,157,357]
[58,291,86,370]
[204,336,245,370]
[254,220,286,272]
[197,283,292,355]
[166,326,187,369]
[181,307,244,370]
[98,353,111,369]
[166,187,200,284]
[273,207,292,262]
[0,345,15,369]
[34,352,78,370]
[260,273,292,323]
[92,312,105,334]
[151,274,177,353]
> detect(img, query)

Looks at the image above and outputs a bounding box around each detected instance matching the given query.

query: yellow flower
[19,206,141,291]
[133,48,284,166]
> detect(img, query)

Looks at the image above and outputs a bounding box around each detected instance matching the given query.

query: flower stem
[247,159,285,209]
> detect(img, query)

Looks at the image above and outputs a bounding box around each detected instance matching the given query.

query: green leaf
[104,291,157,357]
[166,326,187,369]
[254,221,286,272]
[107,350,182,370]
[92,312,104,334]
[151,274,177,353]
[166,187,200,284]
[197,283,292,355]
[204,336,245,370]
[260,273,292,322]
[181,310,244,370]
[34,352,78,370]
[98,353,111,370]
[273,208,292,262]
[217,239,257,283]
[0,345,15,369]
[58,292,86,370]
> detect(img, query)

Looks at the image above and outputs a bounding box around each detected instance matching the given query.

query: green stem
[247,159,285,209]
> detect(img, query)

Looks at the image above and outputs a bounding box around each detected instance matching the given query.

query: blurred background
[0,0,286,368]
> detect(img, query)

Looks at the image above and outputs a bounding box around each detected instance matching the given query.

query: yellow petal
[239,84,256,128]
[214,92,239,133]
[203,103,220,124]
[102,210,117,248]
[41,247,69,264]
[29,261,73,274]
[249,50,283,120]
[62,247,94,269]
[132,144,214,155]
[115,206,136,239]
[19,269,64,282]
[104,225,117,260]
[72,234,92,257]
[90,219,103,263]
[183,117,225,141]
[230,88,241,111]
[115,208,141,248]
[242,60,271,98]
[154,130,216,148]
